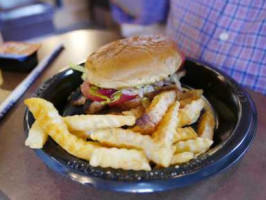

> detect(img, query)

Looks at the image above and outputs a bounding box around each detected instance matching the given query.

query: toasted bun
[85,35,184,88]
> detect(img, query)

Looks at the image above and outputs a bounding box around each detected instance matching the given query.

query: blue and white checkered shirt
[111,0,266,94]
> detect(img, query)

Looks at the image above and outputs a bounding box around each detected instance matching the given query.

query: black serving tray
[24,59,257,193]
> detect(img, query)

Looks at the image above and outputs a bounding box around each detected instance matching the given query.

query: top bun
[85,35,184,89]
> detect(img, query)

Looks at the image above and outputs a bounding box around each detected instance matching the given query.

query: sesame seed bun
[85,35,184,89]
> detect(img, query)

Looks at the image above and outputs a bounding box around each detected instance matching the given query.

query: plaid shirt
[111,0,266,94]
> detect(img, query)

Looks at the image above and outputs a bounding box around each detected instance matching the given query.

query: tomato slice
[81,82,104,101]
[80,82,136,105]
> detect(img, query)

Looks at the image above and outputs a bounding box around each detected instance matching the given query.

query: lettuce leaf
[89,86,111,102]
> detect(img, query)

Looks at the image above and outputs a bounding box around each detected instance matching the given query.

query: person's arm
[110,0,169,25]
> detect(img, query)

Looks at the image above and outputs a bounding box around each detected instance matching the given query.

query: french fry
[198,104,215,140]
[25,121,48,149]
[24,85,215,170]
[122,106,145,119]
[134,90,177,135]
[90,147,151,171]
[178,99,205,127]
[179,89,203,108]
[174,127,198,143]
[63,114,136,132]
[90,128,153,153]
[150,101,180,167]
[174,138,213,154]
[91,102,180,167]
[152,101,180,145]
[26,120,93,143]
[71,130,92,140]
[180,89,203,98]
[91,128,156,164]
[171,152,194,165]
[24,98,100,161]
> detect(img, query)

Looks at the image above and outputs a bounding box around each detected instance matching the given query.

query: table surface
[0,30,265,200]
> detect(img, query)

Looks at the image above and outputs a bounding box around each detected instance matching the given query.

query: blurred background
[0,0,160,42]
[0,0,112,41]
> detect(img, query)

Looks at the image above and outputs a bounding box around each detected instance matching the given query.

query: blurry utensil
[0,43,64,120]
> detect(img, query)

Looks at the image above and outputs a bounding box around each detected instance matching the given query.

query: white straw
[0,43,64,119]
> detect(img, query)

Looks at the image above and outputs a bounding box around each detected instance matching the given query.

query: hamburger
[77,35,185,112]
